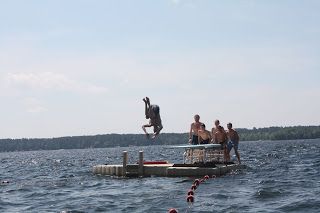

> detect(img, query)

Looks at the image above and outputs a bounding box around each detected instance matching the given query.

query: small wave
[278,199,320,212]
[1,139,319,212]
[254,188,283,200]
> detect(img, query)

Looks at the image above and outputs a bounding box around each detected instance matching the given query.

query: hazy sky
[0,0,319,138]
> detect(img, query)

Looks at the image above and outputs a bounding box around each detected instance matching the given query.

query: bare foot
[146,97,150,105]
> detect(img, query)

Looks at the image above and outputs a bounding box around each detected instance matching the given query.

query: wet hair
[227,123,232,127]
[200,123,206,128]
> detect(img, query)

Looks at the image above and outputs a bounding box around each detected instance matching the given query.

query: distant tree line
[0,133,186,152]
[0,126,319,152]
[237,125,320,141]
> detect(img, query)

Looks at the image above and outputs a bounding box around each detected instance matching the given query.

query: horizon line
[1,124,319,140]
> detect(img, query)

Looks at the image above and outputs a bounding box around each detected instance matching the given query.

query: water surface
[1,139,319,212]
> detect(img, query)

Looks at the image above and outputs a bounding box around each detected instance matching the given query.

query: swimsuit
[200,138,210,144]
[227,140,239,152]
[150,105,160,114]
[191,135,199,145]
[219,141,227,150]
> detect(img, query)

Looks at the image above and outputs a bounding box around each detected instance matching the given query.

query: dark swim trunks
[227,140,239,152]
[191,135,198,145]
[200,139,210,144]
[151,105,160,114]
[219,141,227,150]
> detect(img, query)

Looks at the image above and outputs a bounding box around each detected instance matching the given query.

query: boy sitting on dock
[192,123,212,162]
[142,97,163,139]
[212,120,228,163]
[198,123,211,144]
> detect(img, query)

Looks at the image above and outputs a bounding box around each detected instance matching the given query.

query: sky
[0,0,319,138]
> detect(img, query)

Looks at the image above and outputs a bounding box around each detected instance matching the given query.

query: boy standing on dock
[227,123,241,164]
[142,97,163,139]
[212,120,228,162]
[189,114,203,145]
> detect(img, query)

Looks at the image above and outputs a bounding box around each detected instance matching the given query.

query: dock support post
[123,151,128,177]
[138,151,144,177]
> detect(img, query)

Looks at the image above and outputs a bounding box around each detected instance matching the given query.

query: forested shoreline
[0,126,319,152]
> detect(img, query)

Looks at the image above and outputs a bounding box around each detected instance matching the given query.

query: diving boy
[142,97,163,139]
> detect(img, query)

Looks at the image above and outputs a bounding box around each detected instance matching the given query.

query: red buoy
[200,178,205,183]
[187,189,194,196]
[168,208,178,213]
[191,184,197,191]
[187,195,194,203]
[193,179,200,186]
[204,175,209,180]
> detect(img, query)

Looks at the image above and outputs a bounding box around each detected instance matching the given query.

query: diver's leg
[146,97,151,108]
[234,145,241,164]
[142,124,152,138]
[143,98,149,119]
[152,123,163,139]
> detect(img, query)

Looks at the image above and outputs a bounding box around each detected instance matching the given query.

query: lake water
[1,139,319,212]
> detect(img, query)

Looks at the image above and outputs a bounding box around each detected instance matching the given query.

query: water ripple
[0,139,319,212]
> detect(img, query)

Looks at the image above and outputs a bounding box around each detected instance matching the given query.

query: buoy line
[168,174,217,213]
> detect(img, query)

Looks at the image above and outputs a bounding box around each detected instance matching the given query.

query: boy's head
[200,123,206,130]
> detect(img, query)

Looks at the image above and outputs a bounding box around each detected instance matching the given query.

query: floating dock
[93,145,245,177]
[93,162,245,177]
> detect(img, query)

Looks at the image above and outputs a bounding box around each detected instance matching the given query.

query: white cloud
[22,97,48,113]
[171,0,181,5]
[0,41,318,137]
[5,72,108,95]
[169,0,195,8]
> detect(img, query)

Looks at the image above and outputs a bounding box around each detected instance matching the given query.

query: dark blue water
[1,139,319,212]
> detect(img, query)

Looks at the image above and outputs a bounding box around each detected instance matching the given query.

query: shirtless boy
[189,114,202,145]
[198,123,211,144]
[227,123,241,164]
[211,120,228,162]
[142,97,163,139]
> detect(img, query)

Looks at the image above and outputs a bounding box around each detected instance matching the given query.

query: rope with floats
[167,174,217,212]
